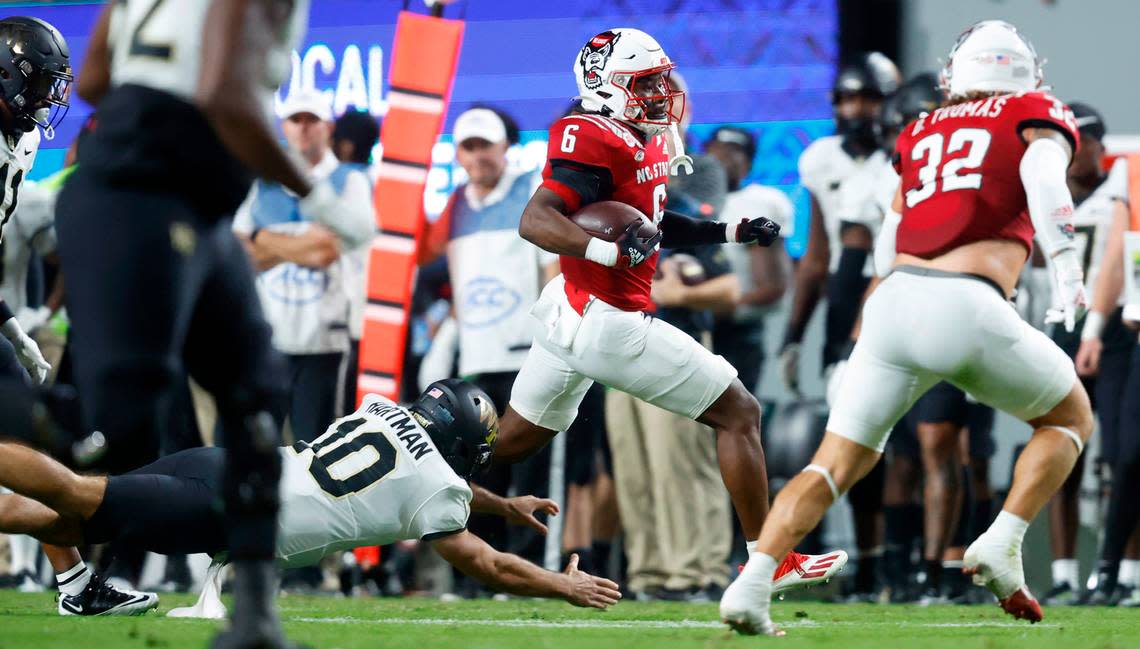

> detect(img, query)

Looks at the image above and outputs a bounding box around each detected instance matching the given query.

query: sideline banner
[357,11,464,404]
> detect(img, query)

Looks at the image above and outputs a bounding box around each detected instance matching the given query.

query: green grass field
[2,591,1139,649]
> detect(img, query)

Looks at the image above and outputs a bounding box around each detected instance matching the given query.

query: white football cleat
[963,534,1042,622]
[772,550,848,593]
[720,556,782,636]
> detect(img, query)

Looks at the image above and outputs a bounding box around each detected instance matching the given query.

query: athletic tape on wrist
[1080,311,1106,342]
[802,464,840,501]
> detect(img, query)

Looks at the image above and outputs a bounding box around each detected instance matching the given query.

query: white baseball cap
[453,108,506,145]
[280,88,332,122]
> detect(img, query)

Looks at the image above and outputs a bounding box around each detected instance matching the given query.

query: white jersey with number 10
[275,394,473,567]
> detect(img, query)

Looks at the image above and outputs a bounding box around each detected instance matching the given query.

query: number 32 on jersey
[905,128,992,208]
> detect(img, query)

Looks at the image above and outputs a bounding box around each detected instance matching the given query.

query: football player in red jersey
[490,28,847,597]
[721,20,1095,634]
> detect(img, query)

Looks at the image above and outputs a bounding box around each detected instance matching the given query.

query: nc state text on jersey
[365,401,435,462]
[636,161,671,184]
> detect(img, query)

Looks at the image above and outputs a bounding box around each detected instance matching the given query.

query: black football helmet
[410,379,499,480]
[0,17,72,135]
[877,72,942,152]
[832,52,900,153]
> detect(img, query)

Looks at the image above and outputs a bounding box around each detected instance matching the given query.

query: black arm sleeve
[548,160,614,208]
[659,209,729,248]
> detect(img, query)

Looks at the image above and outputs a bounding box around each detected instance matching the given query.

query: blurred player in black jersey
[54,2,369,647]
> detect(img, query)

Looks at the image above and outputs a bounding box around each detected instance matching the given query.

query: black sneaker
[1081,571,1122,606]
[57,577,158,616]
[1043,582,1080,606]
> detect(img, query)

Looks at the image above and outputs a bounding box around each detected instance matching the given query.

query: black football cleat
[57,578,158,616]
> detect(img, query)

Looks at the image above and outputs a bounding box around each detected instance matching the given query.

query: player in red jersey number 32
[721,20,1095,634]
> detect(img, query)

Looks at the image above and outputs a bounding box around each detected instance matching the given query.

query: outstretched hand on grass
[563,553,622,609]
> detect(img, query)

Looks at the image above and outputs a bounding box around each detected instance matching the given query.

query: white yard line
[289,616,1057,630]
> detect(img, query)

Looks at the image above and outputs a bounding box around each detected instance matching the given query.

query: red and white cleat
[771,550,848,594]
[963,535,1043,623]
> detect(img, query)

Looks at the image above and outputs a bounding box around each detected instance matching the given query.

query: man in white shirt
[419,107,559,579]
[234,89,375,444]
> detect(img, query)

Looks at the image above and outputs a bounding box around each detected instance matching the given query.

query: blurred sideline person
[1075,141,1140,606]
[782,53,900,597]
[0,381,622,617]
[704,126,792,398]
[1036,102,1124,604]
[723,21,1094,633]
[233,89,375,445]
[331,108,381,416]
[56,1,367,645]
[419,107,560,583]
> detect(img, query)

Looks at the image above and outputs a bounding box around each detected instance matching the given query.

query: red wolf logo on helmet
[579,30,620,91]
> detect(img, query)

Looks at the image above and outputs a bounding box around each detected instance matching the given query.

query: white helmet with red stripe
[941,20,1043,98]
[573,28,684,134]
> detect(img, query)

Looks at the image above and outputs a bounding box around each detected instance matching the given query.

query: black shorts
[887,383,995,459]
[82,447,228,556]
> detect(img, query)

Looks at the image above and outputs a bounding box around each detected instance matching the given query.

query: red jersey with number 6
[540,113,670,312]
[893,91,1079,258]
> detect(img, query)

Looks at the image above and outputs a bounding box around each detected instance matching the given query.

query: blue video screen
[12,0,836,256]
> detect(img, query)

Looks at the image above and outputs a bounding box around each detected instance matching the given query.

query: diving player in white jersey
[0,380,622,617]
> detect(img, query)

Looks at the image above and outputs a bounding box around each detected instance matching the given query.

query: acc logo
[461,277,522,328]
[579,31,620,91]
[262,265,330,306]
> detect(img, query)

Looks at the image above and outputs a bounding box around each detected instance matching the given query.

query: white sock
[1052,559,1079,588]
[986,510,1029,545]
[1120,560,1140,588]
[743,551,778,581]
[746,540,758,555]
[8,534,39,574]
[55,562,92,598]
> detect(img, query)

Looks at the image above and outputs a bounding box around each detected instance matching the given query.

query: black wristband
[0,300,13,323]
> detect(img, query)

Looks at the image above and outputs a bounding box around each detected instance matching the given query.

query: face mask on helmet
[574,28,685,134]
[411,380,498,481]
[0,17,72,135]
[831,53,900,155]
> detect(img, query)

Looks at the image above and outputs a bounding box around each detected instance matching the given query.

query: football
[568,200,658,243]
[656,253,706,286]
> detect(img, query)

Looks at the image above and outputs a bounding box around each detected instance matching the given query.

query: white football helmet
[941,20,1043,98]
[573,28,684,133]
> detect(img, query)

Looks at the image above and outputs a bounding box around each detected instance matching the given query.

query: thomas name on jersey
[913,96,1008,132]
[362,400,435,463]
